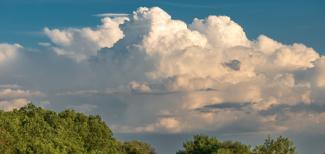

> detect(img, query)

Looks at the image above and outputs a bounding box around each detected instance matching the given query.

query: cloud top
[35,7,325,133]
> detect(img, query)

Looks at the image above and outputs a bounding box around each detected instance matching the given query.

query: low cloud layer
[0,85,43,111]
[0,88,43,99]
[1,7,325,136]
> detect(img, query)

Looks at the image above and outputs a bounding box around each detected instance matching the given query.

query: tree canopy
[253,136,296,154]
[0,104,155,154]
[0,104,296,154]
[177,135,296,154]
[176,135,251,154]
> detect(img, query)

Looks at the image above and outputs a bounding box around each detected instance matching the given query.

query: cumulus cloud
[128,81,151,93]
[0,98,29,111]
[311,57,325,87]
[0,85,44,111]
[44,17,128,61]
[41,7,325,134]
[0,43,22,63]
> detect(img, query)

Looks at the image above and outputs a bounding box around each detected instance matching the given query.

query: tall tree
[177,135,251,154]
[253,136,296,154]
[0,104,153,154]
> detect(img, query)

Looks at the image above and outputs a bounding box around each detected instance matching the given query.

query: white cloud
[112,117,182,133]
[44,17,128,61]
[41,7,325,134]
[95,13,129,17]
[312,57,325,87]
[0,43,22,63]
[157,117,182,133]
[0,98,29,111]
[0,88,44,99]
[0,85,44,112]
[190,16,250,48]
[128,81,151,93]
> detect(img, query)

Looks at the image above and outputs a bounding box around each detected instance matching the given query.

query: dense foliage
[176,135,251,154]
[0,104,296,154]
[177,135,296,154]
[0,104,155,154]
[253,136,296,154]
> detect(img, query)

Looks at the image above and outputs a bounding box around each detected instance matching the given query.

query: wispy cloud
[95,13,129,17]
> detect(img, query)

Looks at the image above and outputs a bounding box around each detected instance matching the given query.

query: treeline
[177,135,296,154]
[0,104,154,154]
[0,104,296,154]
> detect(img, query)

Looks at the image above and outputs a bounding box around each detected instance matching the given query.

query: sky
[0,0,325,153]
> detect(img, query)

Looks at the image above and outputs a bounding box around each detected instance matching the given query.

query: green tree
[177,135,296,154]
[0,103,151,154]
[177,135,251,154]
[253,136,296,154]
[1,104,297,154]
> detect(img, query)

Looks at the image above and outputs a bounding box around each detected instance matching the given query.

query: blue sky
[1,0,325,53]
[1,1,325,154]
